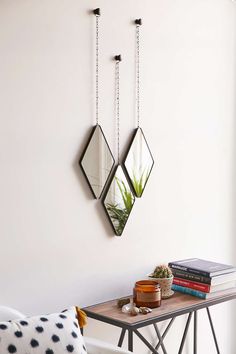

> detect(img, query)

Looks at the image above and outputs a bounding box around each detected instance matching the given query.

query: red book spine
[173,278,210,293]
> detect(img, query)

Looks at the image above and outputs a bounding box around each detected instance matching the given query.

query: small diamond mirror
[124,127,154,197]
[80,125,115,199]
[103,165,135,236]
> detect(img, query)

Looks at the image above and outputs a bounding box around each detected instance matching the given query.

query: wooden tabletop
[83,288,236,329]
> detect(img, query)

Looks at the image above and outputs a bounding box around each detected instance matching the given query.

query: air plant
[131,169,150,197]
[105,176,134,236]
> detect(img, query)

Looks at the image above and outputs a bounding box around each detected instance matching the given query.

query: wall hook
[114,55,122,62]
[93,8,101,16]
[135,18,142,26]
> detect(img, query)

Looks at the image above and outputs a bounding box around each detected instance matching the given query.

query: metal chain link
[115,60,120,163]
[95,15,99,125]
[136,24,140,127]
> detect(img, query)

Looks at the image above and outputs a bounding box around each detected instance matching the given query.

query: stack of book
[168,258,236,299]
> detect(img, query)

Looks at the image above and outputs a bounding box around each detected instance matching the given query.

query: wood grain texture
[83,288,236,327]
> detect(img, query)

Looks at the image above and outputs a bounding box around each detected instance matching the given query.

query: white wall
[0,0,236,353]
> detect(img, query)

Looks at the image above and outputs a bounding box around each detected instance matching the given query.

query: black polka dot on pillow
[55,323,63,329]
[66,344,74,352]
[51,334,60,343]
[0,324,8,330]
[20,321,28,326]
[35,326,44,333]
[8,344,17,353]
[14,331,23,338]
[30,339,39,348]
[73,321,78,328]
[71,331,77,338]
[59,314,67,319]
[45,349,54,354]
[40,317,48,322]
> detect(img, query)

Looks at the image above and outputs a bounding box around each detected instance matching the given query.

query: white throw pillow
[0,307,87,354]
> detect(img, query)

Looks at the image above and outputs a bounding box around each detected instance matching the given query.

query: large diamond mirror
[124,127,154,197]
[80,125,115,199]
[103,165,135,236]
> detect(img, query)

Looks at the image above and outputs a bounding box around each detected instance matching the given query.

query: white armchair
[0,306,130,354]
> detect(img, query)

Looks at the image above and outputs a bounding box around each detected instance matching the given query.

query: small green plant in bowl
[148,264,174,299]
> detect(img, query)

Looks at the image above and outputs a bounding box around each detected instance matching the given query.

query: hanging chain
[95,14,99,125]
[136,23,140,128]
[115,59,120,163]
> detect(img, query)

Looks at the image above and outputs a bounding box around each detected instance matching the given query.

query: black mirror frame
[102,164,135,236]
[123,127,154,198]
[79,125,115,199]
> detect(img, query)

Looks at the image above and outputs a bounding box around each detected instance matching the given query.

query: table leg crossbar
[117,307,221,353]
[178,312,193,354]
[134,328,160,354]
[153,323,168,354]
[155,317,175,351]
[206,308,220,354]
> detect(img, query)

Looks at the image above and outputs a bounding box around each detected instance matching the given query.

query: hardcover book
[173,278,236,293]
[171,269,211,284]
[171,284,236,299]
[172,284,209,299]
[171,269,236,285]
[169,258,236,277]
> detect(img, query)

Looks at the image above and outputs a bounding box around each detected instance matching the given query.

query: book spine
[171,269,211,284]
[172,284,207,299]
[173,278,210,293]
[169,262,209,277]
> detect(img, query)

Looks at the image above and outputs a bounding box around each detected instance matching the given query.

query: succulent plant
[151,264,173,279]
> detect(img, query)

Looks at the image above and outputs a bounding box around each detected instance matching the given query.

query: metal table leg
[178,312,193,354]
[116,308,221,354]
[128,329,133,352]
[206,308,220,354]
[155,318,175,351]
[153,323,168,354]
[194,311,197,354]
[118,328,126,348]
[134,328,160,354]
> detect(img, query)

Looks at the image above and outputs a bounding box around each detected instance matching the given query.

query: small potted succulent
[148,264,174,299]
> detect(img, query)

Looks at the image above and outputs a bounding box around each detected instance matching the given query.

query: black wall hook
[135,18,142,26]
[114,55,122,62]
[93,8,101,16]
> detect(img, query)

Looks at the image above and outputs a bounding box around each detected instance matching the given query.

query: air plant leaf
[104,167,135,236]
[131,168,150,197]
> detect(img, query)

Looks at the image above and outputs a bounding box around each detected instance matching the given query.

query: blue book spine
[172,284,207,299]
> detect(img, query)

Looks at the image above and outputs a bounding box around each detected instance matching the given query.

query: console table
[83,288,236,354]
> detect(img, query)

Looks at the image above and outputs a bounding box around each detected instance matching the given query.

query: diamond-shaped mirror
[124,127,154,197]
[103,165,135,236]
[80,125,115,199]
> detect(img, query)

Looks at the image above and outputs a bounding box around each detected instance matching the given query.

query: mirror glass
[124,127,154,197]
[80,125,115,199]
[103,165,135,236]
